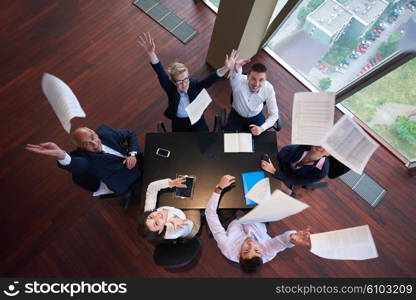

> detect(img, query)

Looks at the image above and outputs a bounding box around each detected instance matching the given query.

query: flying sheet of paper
[310,225,378,260]
[237,189,309,224]
[185,88,212,125]
[291,92,335,145]
[224,133,253,153]
[41,73,86,133]
[321,115,378,174]
[245,178,271,205]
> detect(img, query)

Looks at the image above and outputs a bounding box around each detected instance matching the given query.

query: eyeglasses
[175,78,190,85]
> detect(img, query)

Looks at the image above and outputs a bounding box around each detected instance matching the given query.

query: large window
[339,57,416,162]
[265,0,414,92]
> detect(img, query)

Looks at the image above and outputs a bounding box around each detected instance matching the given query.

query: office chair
[153,236,202,269]
[71,152,144,209]
[289,157,350,197]
[156,121,167,133]
[213,108,227,132]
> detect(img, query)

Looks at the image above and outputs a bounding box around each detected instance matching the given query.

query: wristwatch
[128,151,137,157]
[215,184,223,191]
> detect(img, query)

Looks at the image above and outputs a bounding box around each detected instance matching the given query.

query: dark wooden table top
[141,131,279,209]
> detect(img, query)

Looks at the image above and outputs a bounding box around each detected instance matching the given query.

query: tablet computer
[175,175,195,198]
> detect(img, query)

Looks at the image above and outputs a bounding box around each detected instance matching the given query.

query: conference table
[141,131,280,209]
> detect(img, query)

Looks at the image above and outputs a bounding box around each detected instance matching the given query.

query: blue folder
[241,171,265,205]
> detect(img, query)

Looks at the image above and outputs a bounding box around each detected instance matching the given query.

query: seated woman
[138,177,200,241]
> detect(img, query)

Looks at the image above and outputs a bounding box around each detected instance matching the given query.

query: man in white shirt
[205,175,311,274]
[225,50,280,136]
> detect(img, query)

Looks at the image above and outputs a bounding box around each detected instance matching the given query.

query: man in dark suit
[26,125,141,207]
[261,145,330,196]
[138,32,231,132]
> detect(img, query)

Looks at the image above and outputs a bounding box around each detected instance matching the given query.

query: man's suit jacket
[150,61,221,119]
[58,125,141,195]
[273,145,330,186]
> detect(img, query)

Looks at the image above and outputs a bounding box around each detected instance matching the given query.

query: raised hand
[290,228,311,248]
[225,49,238,71]
[168,216,188,230]
[138,32,158,63]
[169,177,187,188]
[218,174,236,189]
[26,142,66,160]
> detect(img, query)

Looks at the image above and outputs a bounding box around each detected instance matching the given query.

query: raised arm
[205,175,236,250]
[26,142,66,160]
[144,177,186,211]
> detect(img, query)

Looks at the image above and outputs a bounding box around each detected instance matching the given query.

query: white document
[224,133,253,153]
[41,73,86,133]
[291,92,335,145]
[310,225,378,260]
[237,181,309,224]
[245,178,271,205]
[185,88,212,125]
[322,115,379,174]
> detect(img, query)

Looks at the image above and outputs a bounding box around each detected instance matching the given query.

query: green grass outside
[342,58,416,160]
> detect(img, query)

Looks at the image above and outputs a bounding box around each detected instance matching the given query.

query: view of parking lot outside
[265,0,415,162]
[203,0,415,161]
[341,57,416,161]
[266,0,415,92]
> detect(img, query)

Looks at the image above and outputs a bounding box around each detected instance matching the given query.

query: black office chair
[291,156,351,195]
[156,121,167,133]
[71,152,144,209]
[213,108,227,132]
[153,236,202,269]
[72,172,138,209]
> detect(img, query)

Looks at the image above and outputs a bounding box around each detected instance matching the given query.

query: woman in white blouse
[138,177,200,241]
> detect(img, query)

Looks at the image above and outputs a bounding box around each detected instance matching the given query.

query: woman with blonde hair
[139,32,232,132]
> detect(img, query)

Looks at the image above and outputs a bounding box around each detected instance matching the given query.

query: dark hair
[137,210,166,241]
[239,256,263,274]
[249,63,267,74]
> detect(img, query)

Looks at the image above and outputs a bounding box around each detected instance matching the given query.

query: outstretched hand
[26,142,66,160]
[168,216,188,230]
[290,228,311,248]
[225,49,251,73]
[138,32,155,54]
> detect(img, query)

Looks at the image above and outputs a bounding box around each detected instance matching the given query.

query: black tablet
[175,176,195,198]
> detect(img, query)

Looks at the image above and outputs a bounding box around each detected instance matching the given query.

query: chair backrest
[328,156,350,179]
[156,121,167,133]
[72,173,100,192]
[153,236,202,269]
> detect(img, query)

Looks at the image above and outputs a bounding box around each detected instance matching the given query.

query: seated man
[225,50,279,136]
[205,175,311,274]
[138,177,200,241]
[261,144,331,196]
[138,32,231,132]
[26,125,141,207]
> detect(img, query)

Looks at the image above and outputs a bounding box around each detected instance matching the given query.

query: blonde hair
[167,62,188,81]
